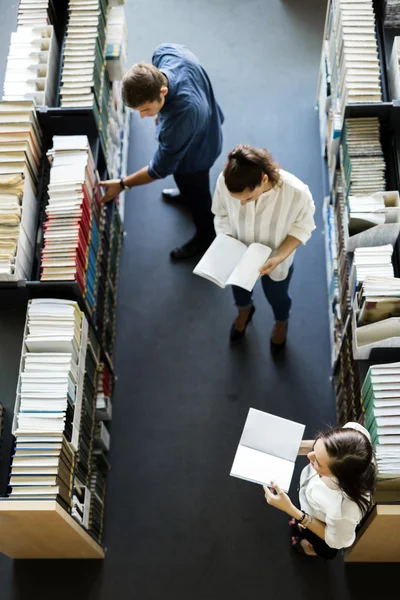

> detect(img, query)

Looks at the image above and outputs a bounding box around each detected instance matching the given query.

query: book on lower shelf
[362,362,400,478]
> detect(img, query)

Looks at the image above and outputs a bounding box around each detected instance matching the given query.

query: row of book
[106,3,127,82]
[328,0,382,126]
[60,0,108,110]
[340,117,386,199]
[8,299,87,506]
[40,135,101,314]
[361,362,400,477]
[334,317,362,426]
[0,101,42,281]
[3,24,59,107]
[5,297,113,543]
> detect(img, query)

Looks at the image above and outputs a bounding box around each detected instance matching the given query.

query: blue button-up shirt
[148,44,224,179]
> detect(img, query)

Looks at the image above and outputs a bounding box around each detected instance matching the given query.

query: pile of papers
[8,299,87,505]
[352,245,394,286]
[40,135,98,299]
[18,0,53,27]
[384,0,400,27]
[327,0,381,131]
[0,101,41,281]
[362,362,400,477]
[3,24,58,107]
[106,4,127,81]
[341,117,386,198]
[60,0,108,109]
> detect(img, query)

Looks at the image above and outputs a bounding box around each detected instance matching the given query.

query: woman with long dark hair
[212,144,315,351]
[263,422,376,559]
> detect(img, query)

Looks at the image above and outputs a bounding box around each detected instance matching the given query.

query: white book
[230,409,305,492]
[193,234,271,292]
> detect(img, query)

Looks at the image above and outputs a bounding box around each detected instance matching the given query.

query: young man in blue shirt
[100,43,224,259]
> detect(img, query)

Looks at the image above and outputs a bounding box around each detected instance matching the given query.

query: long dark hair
[223,144,281,193]
[317,427,376,514]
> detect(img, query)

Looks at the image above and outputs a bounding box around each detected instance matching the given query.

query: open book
[230,409,305,492]
[193,234,272,292]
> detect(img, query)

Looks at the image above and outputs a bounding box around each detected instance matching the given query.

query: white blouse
[299,422,372,550]
[211,169,316,281]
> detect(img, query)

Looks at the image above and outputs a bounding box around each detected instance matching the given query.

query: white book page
[230,445,295,492]
[193,234,247,288]
[240,409,305,461]
[226,243,272,292]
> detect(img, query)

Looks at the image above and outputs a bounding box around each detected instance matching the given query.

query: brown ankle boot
[271,320,288,352]
[230,306,255,342]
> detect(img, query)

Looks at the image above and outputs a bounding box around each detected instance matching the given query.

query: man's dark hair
[122,63,165,108]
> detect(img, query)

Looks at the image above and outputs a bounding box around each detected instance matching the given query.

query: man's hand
[263,483,297,517]
[99,179,122,203]
[259,254,283,276]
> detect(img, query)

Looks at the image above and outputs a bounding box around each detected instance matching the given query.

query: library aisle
[0,0,399,599]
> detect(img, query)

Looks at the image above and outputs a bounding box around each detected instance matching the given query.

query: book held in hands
[230,408,305,492]
[193,233,272,292]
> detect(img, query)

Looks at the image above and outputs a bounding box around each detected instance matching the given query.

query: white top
[299,422,372,550]
[211,169,316,281]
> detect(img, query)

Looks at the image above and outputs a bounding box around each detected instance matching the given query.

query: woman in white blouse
[263,422,376,559]
[212,144,316,350]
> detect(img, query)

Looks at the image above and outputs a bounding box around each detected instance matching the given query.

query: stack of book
[357,277,400,326]
[361,362,400,477]
[3,25,59,107]
[8,298,88,507]
[327,0,381,128]
[40,135,101,313]
[384,0,400,27]
[18,0,60,27]
[106,3,127,81]
[340,117,386,198]
[60,0,108,110]
[88,450,109,543]
[0,101,42,281]
[352,245,394,287]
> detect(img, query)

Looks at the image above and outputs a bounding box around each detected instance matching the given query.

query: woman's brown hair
[317,427,376,514]
[223,144,281,193]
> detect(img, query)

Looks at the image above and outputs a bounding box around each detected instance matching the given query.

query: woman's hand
[263,482,299,517]
[259,255,283,276]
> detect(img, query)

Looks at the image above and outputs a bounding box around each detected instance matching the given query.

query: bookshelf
[318,0,400,562]
[0,0,129,560]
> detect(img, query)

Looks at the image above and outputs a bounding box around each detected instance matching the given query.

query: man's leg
[170,170,215,259]
[261,265,294,350]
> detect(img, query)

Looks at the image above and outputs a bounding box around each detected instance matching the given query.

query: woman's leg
[230,286,255,339]
[260,264,294,322]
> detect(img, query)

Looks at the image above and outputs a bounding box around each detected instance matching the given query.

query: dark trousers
[173,170,216,245]
[299,527,339,560]
[232,265,294,322]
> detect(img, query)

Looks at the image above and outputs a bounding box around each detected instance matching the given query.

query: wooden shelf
[0,500,104,559]
[345,504,400,563]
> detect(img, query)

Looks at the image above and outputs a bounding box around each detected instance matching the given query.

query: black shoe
[162,188,182,203]
[170,237,208,260]
[230,306,256,342]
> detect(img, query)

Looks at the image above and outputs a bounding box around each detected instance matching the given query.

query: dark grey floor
[1,0,400,598]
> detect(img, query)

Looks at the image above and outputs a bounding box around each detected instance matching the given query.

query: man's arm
[99,167,154,203]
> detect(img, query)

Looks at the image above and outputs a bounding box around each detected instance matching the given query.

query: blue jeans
[232,265,294,322]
